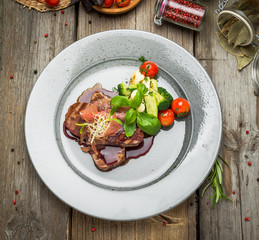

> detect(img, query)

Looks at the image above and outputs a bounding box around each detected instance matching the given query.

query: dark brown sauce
[125,135,154,160]
[100,146,122,165]
[63,122,154,166]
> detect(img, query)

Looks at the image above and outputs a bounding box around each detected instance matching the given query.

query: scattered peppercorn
[65,22,68,26]
[34,70,38,74]
[15,190,18,194]
[34,40,37,44]
[163,222,167,226]
[17,161,21,165]
[11,148,14,152]
[61,10,65,14]
[88,20,92,24]
[45,33,48,38]
[13,200,16,205]
[10,75,14,79]
[245,217,250,221]
[246,130,249,134]
[248,161,251,166]
[91,227,96,232]
[54,12,56,16]
[246,209,249,212]
[232,191,236,194]
[257,178,259,182]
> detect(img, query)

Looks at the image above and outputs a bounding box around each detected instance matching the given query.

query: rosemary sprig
[202,155,232,208]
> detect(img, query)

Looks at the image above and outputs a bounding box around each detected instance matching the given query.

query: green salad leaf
[125,108,137,125]
[136,112,161,136]
[124,122,136,137]
[131,83,148,109]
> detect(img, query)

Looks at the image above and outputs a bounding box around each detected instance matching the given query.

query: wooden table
[1,0,258,239]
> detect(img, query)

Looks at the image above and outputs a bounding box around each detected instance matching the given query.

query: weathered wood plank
[197,1,259,239]
[0,1,76,239]
[73,1,196,240]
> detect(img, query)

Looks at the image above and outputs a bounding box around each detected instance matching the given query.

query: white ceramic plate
[25,30,222,221]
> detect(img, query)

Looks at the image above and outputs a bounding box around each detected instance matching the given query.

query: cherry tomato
[45,0,60,7]
[171,98,190,117]
[103,0,114,7]
[115,0,131,8]
[140,61,159,78]
[158,109,175,127]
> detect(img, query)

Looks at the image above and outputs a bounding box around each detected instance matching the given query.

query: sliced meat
[64,84,145,172]
[81,146,126,172]
[64,102,88,137]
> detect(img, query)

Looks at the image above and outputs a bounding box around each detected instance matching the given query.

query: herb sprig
[202,155,232,208]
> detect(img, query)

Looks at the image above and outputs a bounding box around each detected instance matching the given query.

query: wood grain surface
[0,0,258,239]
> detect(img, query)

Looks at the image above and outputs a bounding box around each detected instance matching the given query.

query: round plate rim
[25,29,222,221]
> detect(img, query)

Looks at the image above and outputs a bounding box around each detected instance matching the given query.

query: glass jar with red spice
[154,0,207,31]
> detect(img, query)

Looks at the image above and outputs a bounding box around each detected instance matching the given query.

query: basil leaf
[137,83,148,94]
[124,122,136,137]
[110,95,132,107]
[125,108,137,125]
[131,83,148,109]
[110,119,123,125]
[136,112,161,136]
[110,105,118,116]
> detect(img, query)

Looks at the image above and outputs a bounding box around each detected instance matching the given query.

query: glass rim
[216,9,255,46]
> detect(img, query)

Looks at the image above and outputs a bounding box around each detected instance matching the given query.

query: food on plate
[115,0,131,7]
[158,109,175,127]
[171,98,190,117]
[103,0,114,7]
[63,59,190,171]
[139,61,159,78]
[45,0,60,7]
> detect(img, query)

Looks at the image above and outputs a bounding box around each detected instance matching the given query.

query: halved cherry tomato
[171,98,190,117]
[140,61,159,78]
[158,109,175,127]
[115,0,131,8]
[45,0,60,7]
[103,0,114,8]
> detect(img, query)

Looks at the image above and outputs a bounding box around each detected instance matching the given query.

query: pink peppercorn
[10,75,14,79]
[61,10,64,14]
[13,200,16,205]
[15,190,18,194]
[248,161,251,166]
[232,191,236,194]
[91,227,96,232]
[65,22,68,26]
[45,33,48,38]
[246,130,249,134]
